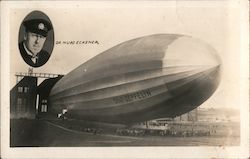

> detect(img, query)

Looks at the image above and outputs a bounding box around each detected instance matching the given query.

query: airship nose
[162,36,221,117]
[163,36,221,69]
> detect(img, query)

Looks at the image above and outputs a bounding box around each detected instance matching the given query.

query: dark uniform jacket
[19,42,50,67]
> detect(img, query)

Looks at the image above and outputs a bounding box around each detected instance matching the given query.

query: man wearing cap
[19,19,52,67]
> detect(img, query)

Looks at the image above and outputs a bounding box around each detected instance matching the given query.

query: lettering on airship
[113,89,152,104]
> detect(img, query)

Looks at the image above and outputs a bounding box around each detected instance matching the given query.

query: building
[10,76,37,119]
[10,72,63,119]
[174,108,198,122]
[37,76,63,118]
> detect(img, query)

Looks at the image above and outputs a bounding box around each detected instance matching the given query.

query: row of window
[42,99,47,103]
[18,86,29,93]
[16,97,48,112]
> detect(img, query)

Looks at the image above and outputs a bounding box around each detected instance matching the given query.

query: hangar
[10,72,63,119]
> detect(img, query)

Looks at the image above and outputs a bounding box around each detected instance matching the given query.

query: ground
[10,119,240,147]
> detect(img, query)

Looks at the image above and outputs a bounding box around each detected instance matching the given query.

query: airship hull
[49,34,221,123]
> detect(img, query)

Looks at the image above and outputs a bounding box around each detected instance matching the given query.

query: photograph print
[2,1,249,159]
[18,10,54,68]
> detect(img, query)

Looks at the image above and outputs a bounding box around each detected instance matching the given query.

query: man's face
[24,32,46,55]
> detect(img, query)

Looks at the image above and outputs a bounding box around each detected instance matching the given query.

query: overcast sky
[8,1,243,110]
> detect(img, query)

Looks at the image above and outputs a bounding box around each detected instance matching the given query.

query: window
[18,87,23,93]
[41,105,47,112]
[22,98,27,112]
[24,87,29,93]
[17,98,22,105]
[42,99,47,103]
[17,98,22,112]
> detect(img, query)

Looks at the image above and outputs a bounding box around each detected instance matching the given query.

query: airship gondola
[49,34,221,124]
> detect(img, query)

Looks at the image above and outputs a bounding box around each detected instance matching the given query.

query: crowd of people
[81,127,103,135]
[52,119,214,137]
[115,128,212,137]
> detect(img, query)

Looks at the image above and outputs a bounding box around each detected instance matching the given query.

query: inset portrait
[18,11,54,67]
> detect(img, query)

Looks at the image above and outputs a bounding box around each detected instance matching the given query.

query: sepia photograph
[1,0,249,158]
[18,10,54,68]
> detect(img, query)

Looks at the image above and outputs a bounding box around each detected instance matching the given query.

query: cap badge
[38,23,45,30]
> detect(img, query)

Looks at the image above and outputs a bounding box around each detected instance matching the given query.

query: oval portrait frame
[18,10,54,68]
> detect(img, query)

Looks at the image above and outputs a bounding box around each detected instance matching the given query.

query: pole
[28,67,33,76]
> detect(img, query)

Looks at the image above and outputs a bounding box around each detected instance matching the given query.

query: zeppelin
[49,34,221,124]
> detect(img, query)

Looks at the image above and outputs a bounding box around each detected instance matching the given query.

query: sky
[7,1,244,110]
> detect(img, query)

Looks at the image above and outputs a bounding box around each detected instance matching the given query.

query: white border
[1,1,249,158]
